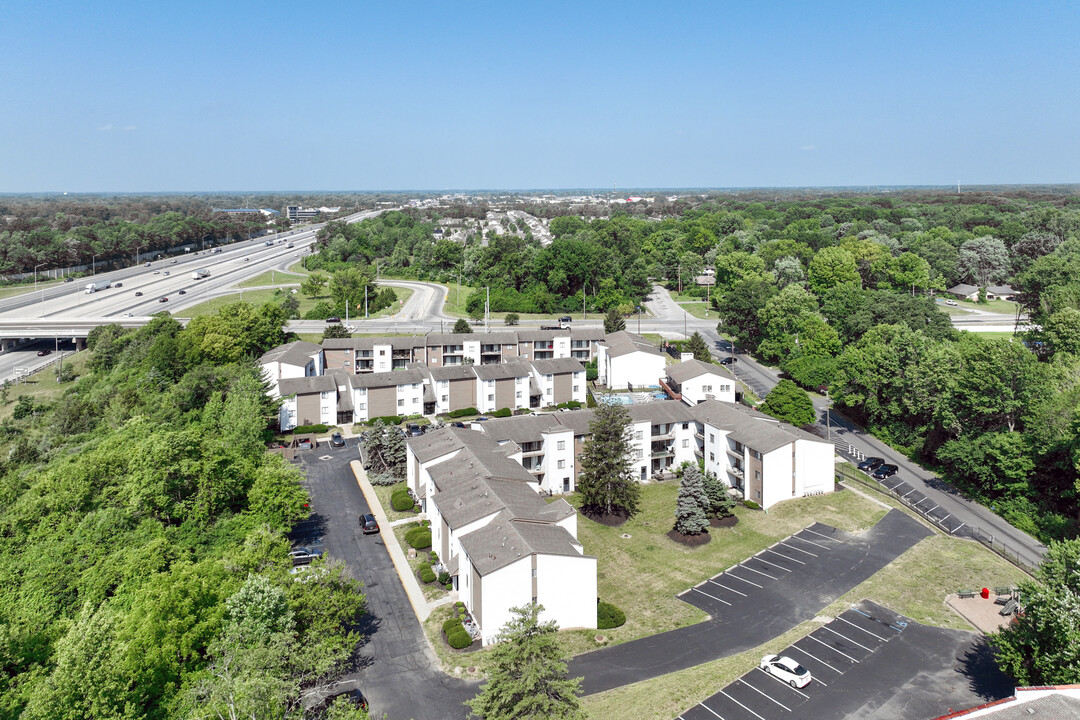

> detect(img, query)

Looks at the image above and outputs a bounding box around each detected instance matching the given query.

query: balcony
[728,465,745,479]
[694,431,704,441]
[650,449,675,458]
[726,447,743,460]
[651,430,675,441]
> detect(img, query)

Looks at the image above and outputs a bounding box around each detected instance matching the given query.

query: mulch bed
[583,511,629,527]
[667,529,712,546]
[710,515,739,528]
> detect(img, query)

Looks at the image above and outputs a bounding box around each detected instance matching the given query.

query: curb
[349,460,431,622]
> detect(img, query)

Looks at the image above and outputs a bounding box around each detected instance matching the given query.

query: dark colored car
[326,317,341,323]
[114,282,123,287]
[289,546,324,566]
[158,297,168,303]
[359,514,379,534]
[872,464,898,479]
[297,439,314,450]
[857,456,884,471]
[330,432,345,448]
[558,316,572,323]
[37,349,52,356]
[135,291,143,297]
[719,357,738,365]
[407,423,424,437]
[450,421,467,429]
[474,416,489,422]
[64,277,73,283]
[178,289,186,294]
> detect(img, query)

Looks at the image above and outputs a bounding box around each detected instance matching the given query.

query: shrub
[405,527,432,549]
[448,407,478,418]
[443,618,461,634]
[391,492,414,512]
[438,571,450,585]
[368,472,399,486]
[444,581,453,589]
[743,499,761,510]
[597,601,626,629]
[491,407,512,418]
[505,313,520,326]
[419,565,436,583]
[366,415,402,426]
[448,629,473,649]
[293,423,330,434]
[430,552,439,563]
[455,601,465,611]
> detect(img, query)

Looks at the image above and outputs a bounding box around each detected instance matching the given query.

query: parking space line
[807,633,859,662]
[822,625,874,652]
[838,615,889,641]
[764,547,806,565]
[751,554,793,572]
[790,534,829,550]
[778,541,817,557]
[695,703,725,720]
[937,513,951,524]
[788,644,844,675]
[691,586,732,606]
[924,504,939,514]
[802,528,837,541]
[740,676,794,708]
[738,563,778,580]
[709,579,746,596]
[719,690,768,720]
[754,668,810,699]
[951,522,966,534]
[723,570,763,588]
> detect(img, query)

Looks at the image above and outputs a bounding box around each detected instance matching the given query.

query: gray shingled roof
[602,330,664,358]
[350,368,426,389]
[259,340,322,368]
[459,510,584,575]
[626,399,696,425]
[480,414,563,444]
[666,358,733,383]
[428,365,478,381]
[473,362,531,381]
[531,358,585,375]
[278,375,336,396]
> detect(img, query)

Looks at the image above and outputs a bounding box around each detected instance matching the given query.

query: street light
[33,263,44,293]
[92,254,98,276]
[136,244,147,265]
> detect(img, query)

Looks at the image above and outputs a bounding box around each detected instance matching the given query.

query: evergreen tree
[760,379,816,427]
[674,465,709,535]
[452,318,473,334]
[702,470,736,518]
[603,307,626,334]
[466,604,584,720]
[686,331,712,362]
[322,323,351,341]
[363,420,407,477]
[576,401,640,519]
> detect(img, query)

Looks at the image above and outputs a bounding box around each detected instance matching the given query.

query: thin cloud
[801,145,817,151]
[97,124,113,131]
[123,125,137,131]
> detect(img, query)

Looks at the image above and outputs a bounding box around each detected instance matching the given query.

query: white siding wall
[477,379,497,413]
[397,382,424,416]
[795,438,834,498]
[609,352,666,388]
[477,557,533,645]
[571,371,586,403]
[536,553,597,631]
[629,420,650,482]
[681,374,736,405]
[279,397,297,431]
[540,429,576,494]
[373,344,393,372]
[353,387,368,422]
[553,335,571,358]
[760,446,794,510]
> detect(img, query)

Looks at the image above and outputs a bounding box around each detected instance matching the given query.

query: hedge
[443,618,461,634]
[597,601,626,629]
[448,629,472,649]
[293,424,329,434]
[448,407,478,418]
[366,415,403,426]
[391,492,414,512]
[405,527,432,550]
[491,408,512,418]
[419,565,436,583]
[743,500,761,510]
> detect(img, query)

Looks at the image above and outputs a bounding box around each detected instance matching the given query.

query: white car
[760,654,811,688]
[945,299,958,306]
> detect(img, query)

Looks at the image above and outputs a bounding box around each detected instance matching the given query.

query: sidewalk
[348,460,433,622]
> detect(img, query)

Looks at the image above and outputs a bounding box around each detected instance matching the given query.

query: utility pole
[364,286,368,318]
[485,286,490,332]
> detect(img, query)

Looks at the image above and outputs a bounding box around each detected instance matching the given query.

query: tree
[505,312,520,326]
[1042,308,1080,357]
[322,323,351,341]
[674,465,709,535]
[807,246,859,294]
[603,307,625,334]
[452,318,473,334]
[576,400,640,519]
[957,236,1010,288]
[760,379,816,427]
[990,538,1080,685]
[362,420,407,477]
[329,267,371,312]
[702,470,736,518]
[686,332,711,362]
[772,255,805,288]
[466,604,584,720]
[301,271,328,299]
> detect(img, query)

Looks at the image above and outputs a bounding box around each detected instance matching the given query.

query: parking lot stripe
[691,586,732,606]
[719,690,768,720]
[764,548,806,565]
[807,634,859,663]
[838,615,889,641]
[822,625,874,652]
[779,541,817,557]
[951,522,966,534]
[752,554,794,572]
[803,527,837,541]
[788,644,843,675]
[755,668,810,699]
[709,579,747,596]
[696,701,726,719]
[790,534,829,550]
[740,676,795,709]
[937,513,951,524]
[738,563,778,580]
[723,570,764,588]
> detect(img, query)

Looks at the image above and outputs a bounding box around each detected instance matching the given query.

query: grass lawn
[238,269,306,288]
[556,484,887,656]
[286,260,311,275]
[179,287,410,321]
[641,333,665,347]
[0,279,66,300]
[0,352,89,424]
[372,481,419,523]
[393,521,451,602]
[955,298,1018,314]
[676,301,711,319]
[959,330,1018,341]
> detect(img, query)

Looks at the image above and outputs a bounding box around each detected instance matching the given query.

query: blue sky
[3,0,1079,192]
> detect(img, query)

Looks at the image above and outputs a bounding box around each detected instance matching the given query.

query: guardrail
[8,350,80,385]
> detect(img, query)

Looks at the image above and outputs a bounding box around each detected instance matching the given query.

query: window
[682,439,689,448]
[682,422,689,430]
[357,388,366,395]
[563,478,570,492]
[441,395,448,402]
[755,470,761,481]
[516,390,522,399]
[710,452,715,461]
[557,440,565,451]
[573,385,579,392]
[516,376,523,384]
[636,448,644,459]
[379,350,386,356]
[635,430,643,440]
[397,399,404,407]
[709,433,715,443]
[358,403,366,410]
[557,460,566,469]
[532,568,537,578]
[487,394,495,402]
[545,388,552,396]
[412,397,419,404]
[703,385,712,392]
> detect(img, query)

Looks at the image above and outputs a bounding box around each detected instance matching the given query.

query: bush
[743,499,761,510]
[368,472,399,486]
[505,312,520,326]
[405,527,432,549]
[366,415,402,426]
[597,601,626,630]
[448,629,473,649]
[492,408,512,418]
[438,571,450,585]
[455,601,465,611]
[448,407,478,418]
[419,565,436,583]
[391,492,414,512]
[293,423,329,434]
[443,618,461,634]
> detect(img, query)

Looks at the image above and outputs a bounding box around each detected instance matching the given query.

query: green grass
[286,260,311,275]
[0,279,67,300]
[641,333,664,346]
[959,330,1018,341]
[238,270,306,288]
[371,481,418,522]
[393,521,451,602]
[666,288,709,302]
[955,298,1018,314]
[676,301,711,319]
[178,286,410,321]
[0,352,89,423]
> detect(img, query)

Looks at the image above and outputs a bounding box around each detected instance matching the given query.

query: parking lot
[676,601,1012,720]
[873,474,968,535]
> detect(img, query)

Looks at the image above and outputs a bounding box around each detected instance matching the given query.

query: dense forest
[0,303,368,719]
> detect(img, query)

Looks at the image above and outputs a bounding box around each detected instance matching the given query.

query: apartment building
[662,358,737,405]
[596,330,667,389]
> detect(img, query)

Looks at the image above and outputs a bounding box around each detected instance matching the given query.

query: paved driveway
[567,510,931,695]
[293,446,477,720]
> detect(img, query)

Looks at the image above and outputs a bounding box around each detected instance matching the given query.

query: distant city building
[212,208,280,215]
[286,206,341,223]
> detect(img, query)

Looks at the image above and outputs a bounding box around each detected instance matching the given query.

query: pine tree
[702,470,736,518]
[363,420,407,477]
[686,331,712,362]
[603,307,626,334]
[452,317,473,334]
[674,465,709,535]
[466,604,585,720]
[576,401,640,519]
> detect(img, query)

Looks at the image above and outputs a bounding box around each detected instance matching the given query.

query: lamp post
[92,254,98,276]
[136,244,147,266]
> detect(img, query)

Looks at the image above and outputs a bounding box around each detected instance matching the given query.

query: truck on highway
[84,280,112,293]
[191,268,210,280]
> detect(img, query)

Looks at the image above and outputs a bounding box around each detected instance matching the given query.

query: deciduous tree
[760,379,816,427]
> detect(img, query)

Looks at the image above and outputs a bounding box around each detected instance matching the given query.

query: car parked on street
[326,317,341,323]
[719,357,738,365]
[330,432,346,448]
[760,654,811,688]
[857,456,884,472]
[450,421,467,429]
[945,299,958,306]
[872,464,899,479]
[359,514,379,534]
